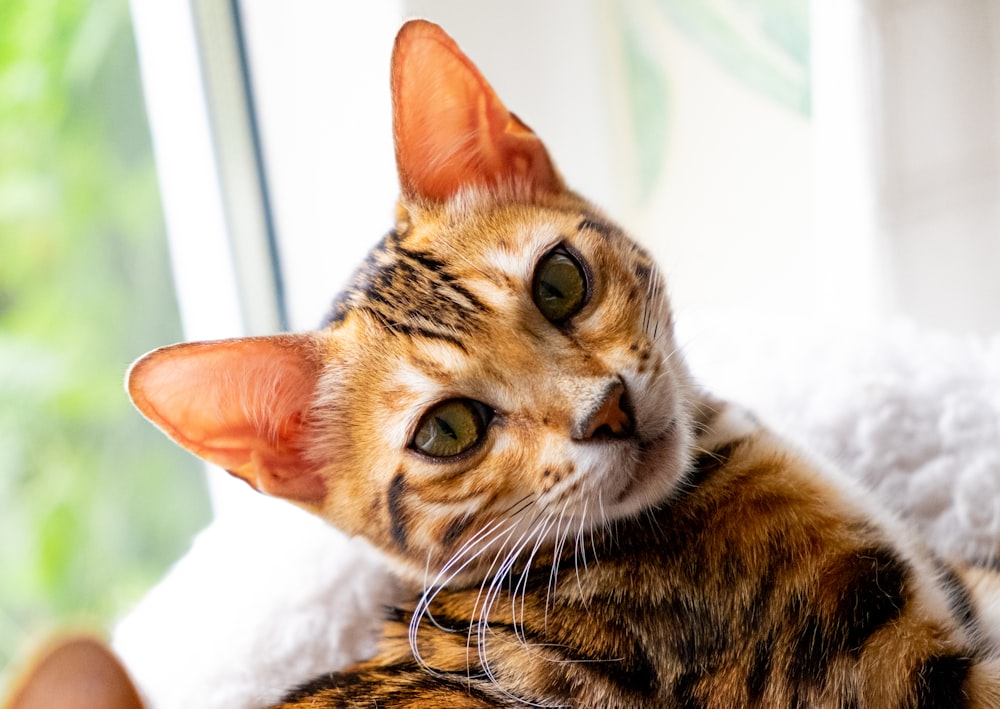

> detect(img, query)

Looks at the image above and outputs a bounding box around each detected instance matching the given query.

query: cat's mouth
[611,415,686,509]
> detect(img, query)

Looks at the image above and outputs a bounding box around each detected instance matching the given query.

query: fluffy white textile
[114,317,1000,708]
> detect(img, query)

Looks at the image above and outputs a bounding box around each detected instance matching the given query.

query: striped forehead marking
[325,231,490,348]
[323,215,620,341]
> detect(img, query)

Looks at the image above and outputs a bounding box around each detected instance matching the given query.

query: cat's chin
[604,415,690,519]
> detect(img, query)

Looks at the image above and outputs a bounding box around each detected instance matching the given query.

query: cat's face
[126,20,695,583]
[307,194,693,579]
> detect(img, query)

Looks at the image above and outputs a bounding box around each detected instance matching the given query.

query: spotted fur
[127,20,1000,709]
[269,401,1000,708]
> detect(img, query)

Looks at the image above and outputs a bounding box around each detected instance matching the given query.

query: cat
[124,19,1000,708]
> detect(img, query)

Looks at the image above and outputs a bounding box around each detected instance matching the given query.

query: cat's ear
[2,635,145,709]
[127,334,327,506]
[391,19,562,203]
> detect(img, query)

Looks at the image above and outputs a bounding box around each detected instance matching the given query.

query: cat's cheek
[619,367,674,440]
[620,414,693,513]
[523,439,629,522]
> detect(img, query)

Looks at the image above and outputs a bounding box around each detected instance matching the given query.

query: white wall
[868,0,1000,334]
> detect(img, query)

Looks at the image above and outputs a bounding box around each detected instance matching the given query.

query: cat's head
[128,20,695,582]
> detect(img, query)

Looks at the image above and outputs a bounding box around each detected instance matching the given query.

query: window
[1,0,209,665]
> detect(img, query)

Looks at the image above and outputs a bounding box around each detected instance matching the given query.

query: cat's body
[124,19,1000,709]
[273,398,1000,708]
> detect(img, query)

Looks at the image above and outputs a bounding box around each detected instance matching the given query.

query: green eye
[532,246,588,324]
[412,399,492,458]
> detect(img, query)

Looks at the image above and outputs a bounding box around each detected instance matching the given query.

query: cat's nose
[573,379,634,441]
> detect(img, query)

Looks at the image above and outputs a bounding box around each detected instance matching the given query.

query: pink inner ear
[392,19,561,202]
[127,335,327,505]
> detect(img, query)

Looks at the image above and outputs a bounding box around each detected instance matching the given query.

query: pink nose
[574,380,634,441]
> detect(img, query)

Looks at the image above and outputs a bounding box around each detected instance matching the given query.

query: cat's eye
[411,399,492,459]
[532,245,588,324]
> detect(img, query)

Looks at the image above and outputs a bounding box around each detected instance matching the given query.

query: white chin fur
[539,413,691,531]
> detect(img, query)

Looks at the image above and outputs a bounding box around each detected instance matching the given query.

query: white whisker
[573,501,592,611]
[409,506,533,674]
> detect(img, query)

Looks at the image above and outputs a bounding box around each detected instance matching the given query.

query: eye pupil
[412,400,491,458]
[533,246,588,323]
[541,281,565,300]
[436,417,457,440]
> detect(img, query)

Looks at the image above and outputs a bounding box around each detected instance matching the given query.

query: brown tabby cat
[126,19,1000,708]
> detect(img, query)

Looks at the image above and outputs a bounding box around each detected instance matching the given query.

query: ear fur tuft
[126,334,327,505]
[391,19,562,203]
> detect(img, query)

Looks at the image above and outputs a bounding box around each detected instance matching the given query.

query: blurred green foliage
[0,0,211,667]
